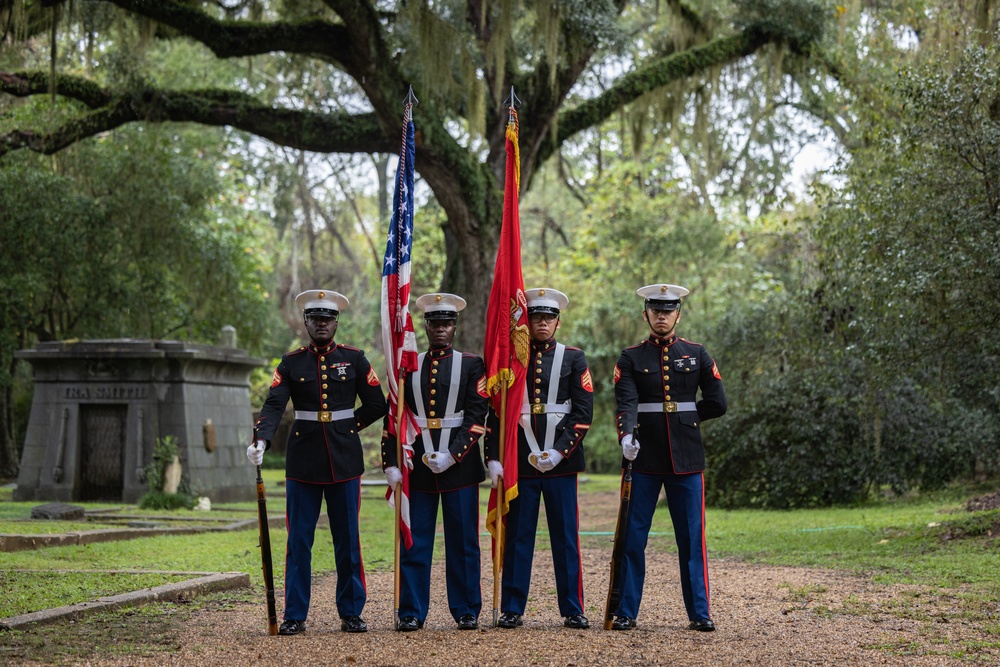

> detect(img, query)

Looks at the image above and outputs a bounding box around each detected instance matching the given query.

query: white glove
[487,460,504,487]
[531,449,564,473]
[385,466,402,488]
[425,452,457,474]
[621,434,640,461]
[246,439,266,466]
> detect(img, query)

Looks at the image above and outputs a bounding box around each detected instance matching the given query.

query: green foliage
[689,33,1000,508]
[732,0,828,53]
[0,125,278,349]
[817,41,1000,385]
[137,490,195,511]
[138,435,195,509]
[260,450,285,470]
[142,436,180,493]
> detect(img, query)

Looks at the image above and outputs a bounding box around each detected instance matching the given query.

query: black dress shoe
[341,615,368,633]
[457,614,479,630]
[397,616,422,632]
[611,616,636,631]
[689,618,716,632]
[278,619,306,635]
[497,612,523,629]
[563,613,590,629]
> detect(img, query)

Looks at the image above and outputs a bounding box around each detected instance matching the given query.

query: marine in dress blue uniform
[485,288,594,630]
[381,293,489,631]
[610,283,727,632]
[250,290,387,636]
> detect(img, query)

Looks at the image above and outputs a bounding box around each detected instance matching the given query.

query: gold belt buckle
[318,411,333,422]
[662,401,678,413]
[426,418,442,429]
[530,404,546,415]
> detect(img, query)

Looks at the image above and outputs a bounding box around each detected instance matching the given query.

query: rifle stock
[254,429,279,636]
[603,428,636,629]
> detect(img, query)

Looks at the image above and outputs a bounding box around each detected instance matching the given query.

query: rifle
[254,428,279,636]
[603,426,636,630]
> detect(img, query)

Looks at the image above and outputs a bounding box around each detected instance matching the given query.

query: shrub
[139,490,194,510]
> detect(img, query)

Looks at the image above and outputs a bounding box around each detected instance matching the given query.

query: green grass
[707,502,1000,590]
[0,571,192,617]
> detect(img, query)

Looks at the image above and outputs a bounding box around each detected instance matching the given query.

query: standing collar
[427,344,454,358]
[647,333,677,347]
[531,336,557,351]
[309,341,337,355]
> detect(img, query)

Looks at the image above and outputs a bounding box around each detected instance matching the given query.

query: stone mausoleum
[14,333,265,503]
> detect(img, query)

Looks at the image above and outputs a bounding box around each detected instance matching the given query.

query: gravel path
[75,543,996,666]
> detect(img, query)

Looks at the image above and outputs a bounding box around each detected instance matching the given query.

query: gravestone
[30,502,86,521]
[14,337,265,504]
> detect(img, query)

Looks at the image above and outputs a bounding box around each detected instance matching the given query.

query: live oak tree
[0,0,827,351]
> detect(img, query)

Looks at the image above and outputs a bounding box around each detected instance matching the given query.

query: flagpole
[492,382,507,627]
[393,372,406,630]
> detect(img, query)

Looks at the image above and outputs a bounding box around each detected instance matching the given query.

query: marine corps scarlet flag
[485,111,528,553]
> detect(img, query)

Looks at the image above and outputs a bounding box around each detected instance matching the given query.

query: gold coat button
[429,411,436,417]
[430,400,436,406]
[320,356,325,362]
[299,377,305,381]
[322,374,328,380]
[322,384,328,389]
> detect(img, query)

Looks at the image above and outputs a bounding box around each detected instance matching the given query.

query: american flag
[381,104,419,549]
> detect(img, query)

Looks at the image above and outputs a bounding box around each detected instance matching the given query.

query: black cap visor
[305,307,338,318]
[424,310,458,321]
[645,299,680,311]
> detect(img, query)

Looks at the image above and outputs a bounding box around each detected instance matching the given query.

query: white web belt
[294,409,355,422]
[638,401,697,413]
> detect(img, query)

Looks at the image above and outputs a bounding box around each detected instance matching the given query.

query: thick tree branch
[0,73,391,157]
[1,71,110,108]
